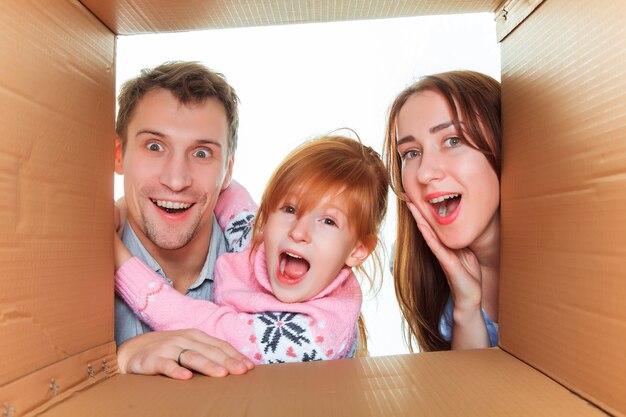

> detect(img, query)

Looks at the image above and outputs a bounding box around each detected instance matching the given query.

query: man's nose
[159,152,192,191]
[416,150,445,184]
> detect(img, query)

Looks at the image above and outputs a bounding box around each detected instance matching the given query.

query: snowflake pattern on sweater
[242,312,328,363]
[224,211,255,253]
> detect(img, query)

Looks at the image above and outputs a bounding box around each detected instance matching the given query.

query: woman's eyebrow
[429,121,454,133]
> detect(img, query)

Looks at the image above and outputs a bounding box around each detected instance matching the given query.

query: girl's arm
[115,257,354,363]
[115,257,250,344]
[215,180,257,253]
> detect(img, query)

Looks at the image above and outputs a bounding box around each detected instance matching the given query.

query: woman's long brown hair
[383,71,501,352]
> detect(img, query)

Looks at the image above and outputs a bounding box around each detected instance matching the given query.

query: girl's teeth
[438,205,447,217]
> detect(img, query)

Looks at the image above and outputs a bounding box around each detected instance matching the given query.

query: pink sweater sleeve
[214,180,257,253]
[116,254,360,364]
[115,257,254,354]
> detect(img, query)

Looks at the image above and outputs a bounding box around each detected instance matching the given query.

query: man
[113,61,254,379]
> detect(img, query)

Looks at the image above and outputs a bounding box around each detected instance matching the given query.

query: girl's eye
[401,149,421,160]
[444,136,462,148]
[146,142,163,152]
[281,205,296,214]
[193,149,211,159]
[322,218,337,227]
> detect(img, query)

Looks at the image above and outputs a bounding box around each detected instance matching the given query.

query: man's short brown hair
[116,61,239,156]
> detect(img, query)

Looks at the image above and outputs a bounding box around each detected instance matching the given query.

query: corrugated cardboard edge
[38,349,607,417]
[495,0,545,41]
[0,342,117,417]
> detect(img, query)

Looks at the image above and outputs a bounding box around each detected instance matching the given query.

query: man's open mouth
[279,251,310,283]
[429,193,461,217]
[151,199,193,214]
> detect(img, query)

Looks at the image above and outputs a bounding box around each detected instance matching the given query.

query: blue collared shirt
[114,215,228,345]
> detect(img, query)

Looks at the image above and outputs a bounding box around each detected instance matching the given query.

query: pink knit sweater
[115,181,362,364]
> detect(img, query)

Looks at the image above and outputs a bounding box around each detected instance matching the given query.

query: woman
[384,71,501,351]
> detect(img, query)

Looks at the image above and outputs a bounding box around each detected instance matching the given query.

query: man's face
[115,88,233,254]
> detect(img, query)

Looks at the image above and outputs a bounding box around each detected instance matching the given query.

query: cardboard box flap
[39,350,605,417]
[495,0,545,41]
[500,0,626,414]
[0,0,117,410]
[0,343,117,417]
[80,0,502,35]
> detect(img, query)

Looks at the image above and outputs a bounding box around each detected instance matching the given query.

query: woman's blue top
[439,297,499,347]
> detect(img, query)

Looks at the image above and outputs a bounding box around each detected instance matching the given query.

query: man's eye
[193,149,211,158]
[444,136,462,147]
[146,142,163,152]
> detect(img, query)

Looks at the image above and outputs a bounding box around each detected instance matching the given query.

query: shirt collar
[121,215,226,291]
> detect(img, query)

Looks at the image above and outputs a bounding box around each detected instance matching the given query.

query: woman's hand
[407,201,489,349]
[117,329,255,380]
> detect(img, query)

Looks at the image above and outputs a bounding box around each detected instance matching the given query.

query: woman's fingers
[406,201,481,304]
[407,202,456,267]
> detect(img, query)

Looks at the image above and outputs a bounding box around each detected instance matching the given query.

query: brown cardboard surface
[495,0,545,41]
[2,0,625,416]
[80,0,500,35]
[500,0,626,414]
[40,350,605,417]
[0,0,117,403]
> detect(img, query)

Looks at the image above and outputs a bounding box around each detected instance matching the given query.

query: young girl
[383,71,501,351]
[114,135,388,364]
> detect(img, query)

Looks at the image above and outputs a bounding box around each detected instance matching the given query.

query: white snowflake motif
[225,211,255,253]
[252,312,327,363]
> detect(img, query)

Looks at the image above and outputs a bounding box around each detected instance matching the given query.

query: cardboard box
[1,0,624,415]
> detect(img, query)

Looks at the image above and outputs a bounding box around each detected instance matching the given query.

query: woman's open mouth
[277,251,310,285]
[428,193,462,225]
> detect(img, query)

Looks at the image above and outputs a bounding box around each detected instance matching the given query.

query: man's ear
[114,137,124,175]
[220,153,235,191]
[345,240,373,268]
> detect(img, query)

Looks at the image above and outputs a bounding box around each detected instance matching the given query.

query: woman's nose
[416,151,445,184]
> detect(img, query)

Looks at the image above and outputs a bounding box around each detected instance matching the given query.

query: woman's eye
[401,149,421,160]
[193,149,211,158]
[146,142,163,152]
[282,205,296,214]
[444,136,462,147]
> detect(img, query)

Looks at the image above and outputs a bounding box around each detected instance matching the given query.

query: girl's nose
[288,216,311,243]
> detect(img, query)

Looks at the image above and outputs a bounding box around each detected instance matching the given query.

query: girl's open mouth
[277,251,310,285]
[428,193,462,225]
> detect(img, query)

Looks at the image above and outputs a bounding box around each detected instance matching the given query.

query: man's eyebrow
[136,130,222,148]
[136,129,165,138]
[193,139,222,148]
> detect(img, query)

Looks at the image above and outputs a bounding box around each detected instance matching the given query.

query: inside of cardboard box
[2,0,625,415]
[113,12,501,358]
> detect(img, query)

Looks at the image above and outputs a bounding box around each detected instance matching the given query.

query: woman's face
[396,90,500,249]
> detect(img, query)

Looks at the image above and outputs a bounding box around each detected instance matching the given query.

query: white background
[115,13,501,356]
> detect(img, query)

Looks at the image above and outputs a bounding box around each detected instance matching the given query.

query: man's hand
[117,329,255,380]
